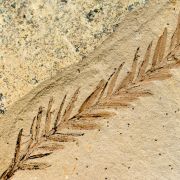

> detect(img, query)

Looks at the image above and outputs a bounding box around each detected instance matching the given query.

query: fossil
[0,12,180,180]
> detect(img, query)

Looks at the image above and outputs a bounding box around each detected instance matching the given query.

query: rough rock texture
[0,0,179,179]
[0,0,148,111]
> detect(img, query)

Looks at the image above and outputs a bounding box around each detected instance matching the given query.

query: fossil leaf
[115,95,138,102]
[159,27,167,63]
[76,110,116,119]
[54,94,67,130]
[19,162,51,170]
[144,69,172,81]
[45,97,54,136]
[29,152,52,159]
[106,62,125,96]
[116,48,140,91]
[0,169,9,180]
[114,92,152,106]
[170,28,177,51]
[169,12,180,51]
[24,116,37,156]
[164,60,180,69]
[38,143,64,151]
[152,35,163,67]
[62,88,80,123]
[30,116,36,141]
[100,89,152,108]
[13,129,23,166]
[116,72,131,91]
[0,163,17,180]
[56,132,85,137]
[99,99,129,108]
[98,80,108,101]
[69,122,100,130]
[116,90,152,98]
[138,41,153,80]
[126,90,152,97]
[35,106,43,141]
[129,47,140,83]
[47,135,77,142]
[79,80,106,113]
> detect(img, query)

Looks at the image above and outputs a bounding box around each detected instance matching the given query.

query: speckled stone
[0,0,149,112]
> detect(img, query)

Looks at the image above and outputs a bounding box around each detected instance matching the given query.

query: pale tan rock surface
[0,0,148,110]
[0,0,180,180]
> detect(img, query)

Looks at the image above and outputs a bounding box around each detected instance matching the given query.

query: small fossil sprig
[1,13,180,180]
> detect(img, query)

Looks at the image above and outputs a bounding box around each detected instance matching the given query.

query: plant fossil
[0,13,180,180]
